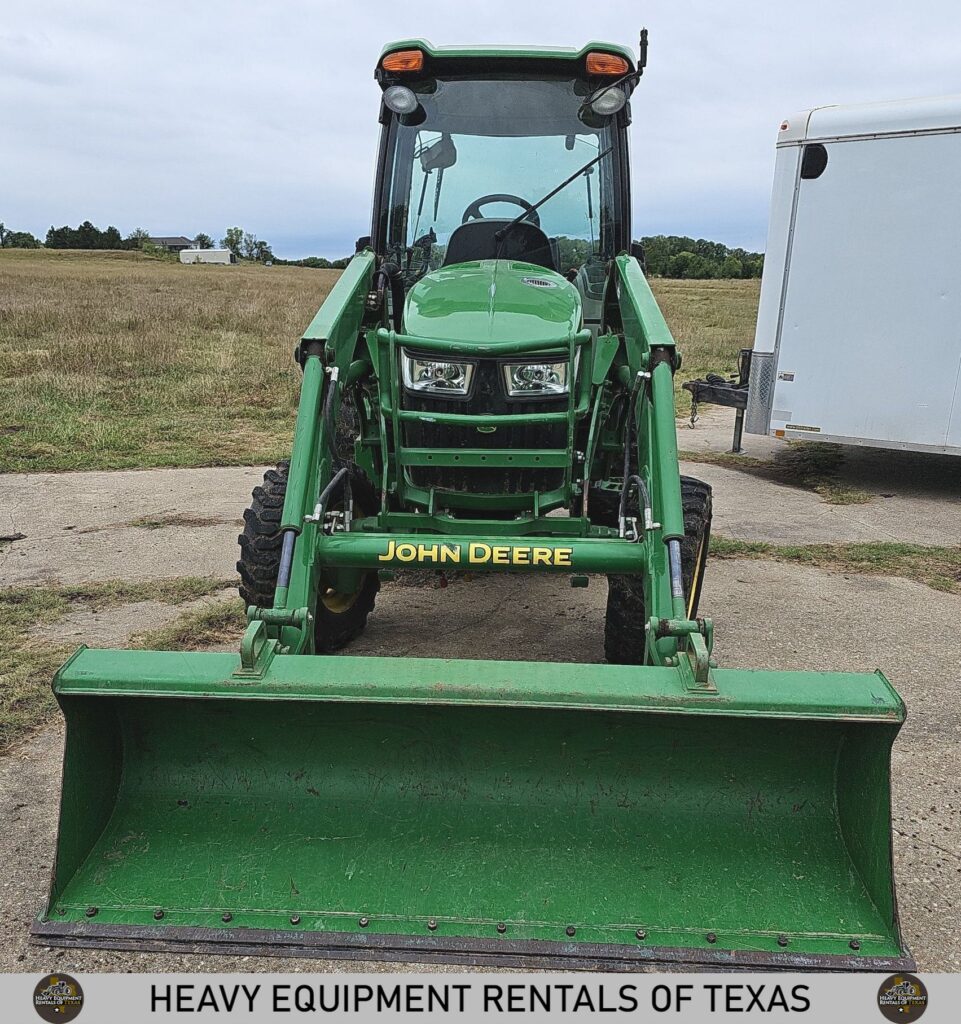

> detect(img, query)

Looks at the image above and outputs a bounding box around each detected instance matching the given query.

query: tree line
[640,235,763,279]
[0,217,349,266]
[0,222,43,248]
[549,235,763,280]
[1,220,763,278]
[0,220,278,264]
[271,255,352,270]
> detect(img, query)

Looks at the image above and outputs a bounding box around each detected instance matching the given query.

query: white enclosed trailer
[179,248,236,265]
[746,95,961,455]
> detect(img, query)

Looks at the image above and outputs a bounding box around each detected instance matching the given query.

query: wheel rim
[320,585,362,614]
[318,488,368,615]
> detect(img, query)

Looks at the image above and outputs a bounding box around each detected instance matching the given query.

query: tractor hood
[403,260,581,347]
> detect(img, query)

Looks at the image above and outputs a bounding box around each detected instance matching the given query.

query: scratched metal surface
[37,672,906,965]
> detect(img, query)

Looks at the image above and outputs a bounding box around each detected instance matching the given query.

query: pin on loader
[35,37,912,970]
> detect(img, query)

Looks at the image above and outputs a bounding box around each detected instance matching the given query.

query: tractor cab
[367,42,638,513]
[371,41,637,330]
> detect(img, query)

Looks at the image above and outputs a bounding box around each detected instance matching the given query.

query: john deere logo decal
[877,974,928,1021]
[33,974,84,1022]
[378,540,572,567]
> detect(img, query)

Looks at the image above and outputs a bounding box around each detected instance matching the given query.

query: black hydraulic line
[374,261,404,331]
[618,372,645,528]
[321,369,352,523]
[322,370,342,466]
[276,464,350,593]
[621,474,652,532]
[314,466,349,526]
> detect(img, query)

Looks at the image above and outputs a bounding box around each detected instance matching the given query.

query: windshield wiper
[493,146,614,248]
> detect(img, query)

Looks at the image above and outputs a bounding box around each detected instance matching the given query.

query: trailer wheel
[237,461,380,652]
[594,476,712,664]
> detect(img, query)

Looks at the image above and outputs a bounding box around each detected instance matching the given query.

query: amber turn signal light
[382,49,424,73]
[585,52,630,75]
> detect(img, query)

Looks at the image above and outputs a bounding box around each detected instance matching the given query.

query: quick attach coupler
[650,616,717,693]
[246,606,311,629]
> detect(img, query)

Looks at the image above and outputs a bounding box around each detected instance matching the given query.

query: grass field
[0,250,339,472]
[0,249,759,473]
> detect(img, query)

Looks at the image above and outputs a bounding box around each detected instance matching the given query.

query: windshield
[379,76,625,297]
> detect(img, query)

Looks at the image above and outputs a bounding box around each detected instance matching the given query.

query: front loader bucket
[35,648,912,970]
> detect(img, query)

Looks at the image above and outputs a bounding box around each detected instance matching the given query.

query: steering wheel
[461,194,540,227]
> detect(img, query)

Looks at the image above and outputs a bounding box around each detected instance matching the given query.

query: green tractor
[36,38,912,970]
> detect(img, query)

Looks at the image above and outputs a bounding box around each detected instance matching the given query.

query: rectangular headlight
[502,359,570,397]
[401,350,474,395]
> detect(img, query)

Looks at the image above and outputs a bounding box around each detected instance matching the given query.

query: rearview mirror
[420,133,457,172]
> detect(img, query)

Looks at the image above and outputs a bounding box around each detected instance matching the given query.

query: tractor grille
[402,359,568,495]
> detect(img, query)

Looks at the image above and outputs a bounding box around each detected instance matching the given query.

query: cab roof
[378,39,636,70]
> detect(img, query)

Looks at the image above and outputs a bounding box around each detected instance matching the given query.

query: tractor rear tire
[597,475,713,665]
[237,461,380,652]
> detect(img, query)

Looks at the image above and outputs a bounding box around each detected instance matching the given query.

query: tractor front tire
[237,461,380,652]
[596,475,713,665]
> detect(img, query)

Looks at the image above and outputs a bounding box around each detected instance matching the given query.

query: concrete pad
[679,407,961,547]
[680,461,961,547]
[30,590,238,647]
[679,404,782,460]
[0,466,265,586]
[2,444,956,595]
[703,559,961,972]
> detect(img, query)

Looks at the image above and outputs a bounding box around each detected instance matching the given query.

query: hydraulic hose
[320,366,351,527]
[620,474,654,536]
[375,261,404,331]
[276,529,297,591]
[322,366,342,466]
[618,373,654,537]
[311,465,350,528]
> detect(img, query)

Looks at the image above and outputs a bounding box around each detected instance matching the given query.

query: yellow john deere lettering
[377,540,573,567]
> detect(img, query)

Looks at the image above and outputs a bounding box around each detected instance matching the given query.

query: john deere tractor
[36,38,912,971]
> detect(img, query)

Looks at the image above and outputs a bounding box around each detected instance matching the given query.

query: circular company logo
[877,974,928,1021]
[33,974,84,1022]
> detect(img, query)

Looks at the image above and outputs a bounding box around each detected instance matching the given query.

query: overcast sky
[4,1,959,258]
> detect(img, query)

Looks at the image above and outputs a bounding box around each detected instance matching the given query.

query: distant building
[149,236,194,252]
[179,249,237,265]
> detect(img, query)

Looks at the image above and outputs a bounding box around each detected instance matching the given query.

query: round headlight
[591,86,627,116]
[383,85,419,115]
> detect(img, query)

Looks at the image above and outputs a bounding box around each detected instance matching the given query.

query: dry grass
[0,250,759,472]
[0,576,234,751]
[0,249,338,471]
[711,537,961,594]
[133,600,247,651]
[651,277,761,415]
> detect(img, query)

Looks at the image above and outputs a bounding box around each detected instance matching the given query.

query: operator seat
[442,219,558,271]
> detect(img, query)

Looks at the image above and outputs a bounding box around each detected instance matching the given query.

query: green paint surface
[404,261,581,347]
[41,649,907,963]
